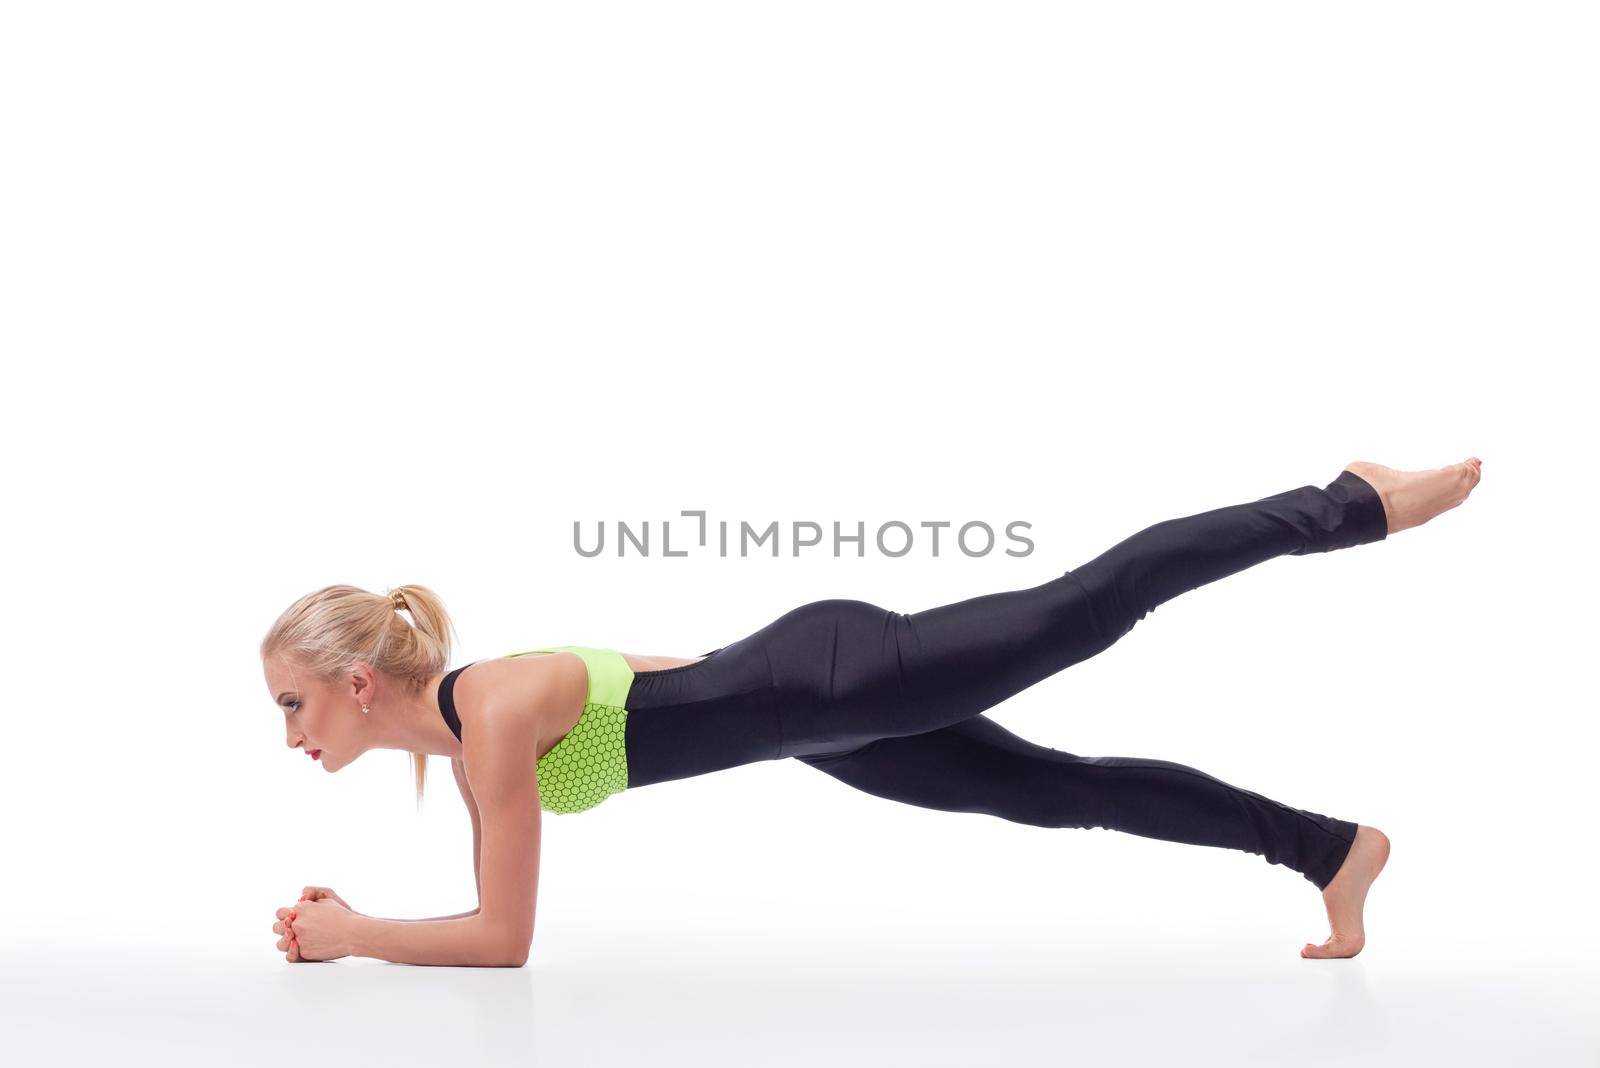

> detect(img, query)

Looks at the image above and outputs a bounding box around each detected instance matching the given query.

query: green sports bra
[503,645,634,814]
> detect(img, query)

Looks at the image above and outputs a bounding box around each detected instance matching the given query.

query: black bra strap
[437,661,479,741]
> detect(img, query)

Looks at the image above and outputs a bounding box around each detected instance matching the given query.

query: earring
[361,704,370,715]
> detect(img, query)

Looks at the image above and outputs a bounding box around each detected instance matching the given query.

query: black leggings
[623,469,1388,890]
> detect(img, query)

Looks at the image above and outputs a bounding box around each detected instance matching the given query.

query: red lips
[308,749,322,760]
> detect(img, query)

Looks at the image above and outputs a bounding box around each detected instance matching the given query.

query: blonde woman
[265,458,1481,967]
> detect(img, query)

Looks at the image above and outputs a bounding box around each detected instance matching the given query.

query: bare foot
[1302,824,1390,959]
[1343,458,1483,536]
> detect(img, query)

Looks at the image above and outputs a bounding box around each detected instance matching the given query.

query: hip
[622,598,911,786]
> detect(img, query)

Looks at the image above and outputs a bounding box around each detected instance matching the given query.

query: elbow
[475,914,533,967]
[483,929,532,968]
[493,944,530,968]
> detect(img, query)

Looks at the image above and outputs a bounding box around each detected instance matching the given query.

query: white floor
[4,927,1593,1066]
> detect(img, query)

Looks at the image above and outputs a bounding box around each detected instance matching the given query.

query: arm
[348,699,542,967]
[454,755,484,904]
[361,909,480,923]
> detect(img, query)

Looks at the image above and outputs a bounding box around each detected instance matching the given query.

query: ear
[348,660,379,705]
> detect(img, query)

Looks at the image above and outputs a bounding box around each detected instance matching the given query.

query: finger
[273,921,283,935]
[276,907,289,920]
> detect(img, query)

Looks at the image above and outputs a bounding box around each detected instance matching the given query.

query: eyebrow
[275,692,298,704]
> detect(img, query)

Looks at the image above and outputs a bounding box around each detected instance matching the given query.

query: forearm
[349,913,521,967]
[359,907,480,923]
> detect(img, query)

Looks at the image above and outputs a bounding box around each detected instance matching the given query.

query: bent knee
[1060,566,1138,645]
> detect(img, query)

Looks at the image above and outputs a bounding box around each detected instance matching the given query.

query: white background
[2,1,1594,1065]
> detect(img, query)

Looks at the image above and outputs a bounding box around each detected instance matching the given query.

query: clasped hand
[274,885,356,963]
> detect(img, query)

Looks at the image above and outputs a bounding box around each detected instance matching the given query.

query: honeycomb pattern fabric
[505,645,634,815]
[534,699,628,813]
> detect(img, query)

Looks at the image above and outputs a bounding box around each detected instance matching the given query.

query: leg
[796,714,1358,890]
[1065,468,1389,648]
[774,469,1388,755]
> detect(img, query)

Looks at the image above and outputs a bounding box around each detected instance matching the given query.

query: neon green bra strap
[503,645,634,708]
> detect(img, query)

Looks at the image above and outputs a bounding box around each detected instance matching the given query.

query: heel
[1316,470,1390,551]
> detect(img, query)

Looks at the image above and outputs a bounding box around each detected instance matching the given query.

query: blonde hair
[259,583,458,807]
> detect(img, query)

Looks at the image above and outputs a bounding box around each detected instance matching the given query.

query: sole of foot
[1343,458,1483,536]
[1302,824,1391,959]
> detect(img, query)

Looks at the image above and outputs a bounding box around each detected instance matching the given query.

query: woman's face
[264,657,368,773]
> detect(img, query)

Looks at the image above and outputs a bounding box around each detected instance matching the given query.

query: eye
[286,700,302,714]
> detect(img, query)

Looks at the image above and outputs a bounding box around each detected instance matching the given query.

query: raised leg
[773,470,1389,755]
[796,713,1358,890]
[1064,469,1388,648]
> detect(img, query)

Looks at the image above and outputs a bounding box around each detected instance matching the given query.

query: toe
[1301,934,1364,959]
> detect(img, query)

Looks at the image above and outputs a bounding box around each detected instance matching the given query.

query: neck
[370,672,463,758]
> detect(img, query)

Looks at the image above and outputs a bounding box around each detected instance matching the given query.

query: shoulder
[450,659,569,789]
[452,658,555,733]
[453,665,546,804]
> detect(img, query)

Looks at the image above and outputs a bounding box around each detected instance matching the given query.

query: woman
[264,457,1482,967]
